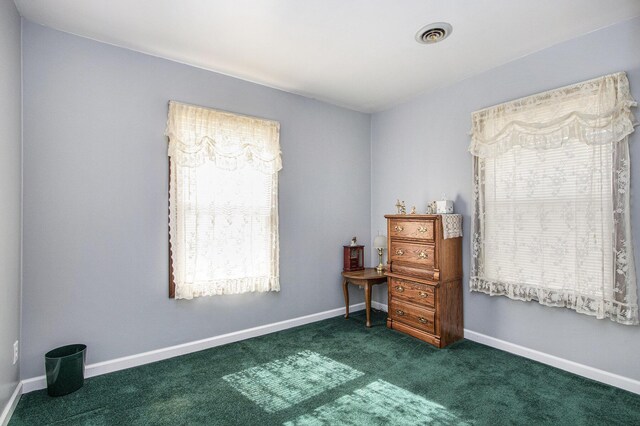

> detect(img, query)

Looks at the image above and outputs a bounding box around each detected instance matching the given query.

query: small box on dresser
[385,214,463,348]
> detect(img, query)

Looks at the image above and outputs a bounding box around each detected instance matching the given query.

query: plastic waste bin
[45,344,87,397]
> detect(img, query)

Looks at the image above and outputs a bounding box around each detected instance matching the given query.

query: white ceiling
[14,0,640,112]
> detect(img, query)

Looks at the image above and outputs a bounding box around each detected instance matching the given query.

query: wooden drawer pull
[417,226,428,233]
[418,251,428,259]
[394,225,404,232]
[394,285,404,293]
[395,309,405,316]
[418,317,429,324]
[418,291,428,298]
[395,249,404,256]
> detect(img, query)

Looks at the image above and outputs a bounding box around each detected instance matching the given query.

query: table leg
[342,279,349,319]
[365,282,371,327]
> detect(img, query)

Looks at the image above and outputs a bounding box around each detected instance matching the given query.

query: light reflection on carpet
[283,380,470,425]
[222,350,364,413]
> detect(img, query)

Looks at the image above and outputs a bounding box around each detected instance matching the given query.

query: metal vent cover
[415,22,453,44]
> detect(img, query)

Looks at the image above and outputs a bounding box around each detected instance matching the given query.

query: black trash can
[45,344,87,397]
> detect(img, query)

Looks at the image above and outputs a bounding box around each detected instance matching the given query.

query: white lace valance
[165,101,282,173]
[469,72,638,158]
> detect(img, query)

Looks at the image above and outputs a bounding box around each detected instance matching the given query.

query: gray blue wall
[21,22,371,379]
[0,0,22,413]
[371,17,640,380]
[19,13,640,385]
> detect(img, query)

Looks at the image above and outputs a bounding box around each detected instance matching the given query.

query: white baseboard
[0,382,22,426]
[21,302,365,394]
[370,300,639,394]
[464,330,640,395]
[19,298,638,402]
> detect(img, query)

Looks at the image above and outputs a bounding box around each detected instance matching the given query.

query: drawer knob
[394,285,404,293]
[394,225,404,232]
[418,317,429,324]
[417,226,428,233]
[395,309,405,316]
[395,249,404,256]
[418,251,428,259]
[418,291,428,298]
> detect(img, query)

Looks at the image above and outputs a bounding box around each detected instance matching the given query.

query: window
[469,72,638,324]
[166,101,282,299]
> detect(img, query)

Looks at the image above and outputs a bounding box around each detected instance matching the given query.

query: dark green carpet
[10,310,640,425]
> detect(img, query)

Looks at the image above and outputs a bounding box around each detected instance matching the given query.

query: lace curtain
[166,101,281,299]
[469,72,638,325]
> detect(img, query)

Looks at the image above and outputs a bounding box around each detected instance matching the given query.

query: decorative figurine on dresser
[384,213,463,347]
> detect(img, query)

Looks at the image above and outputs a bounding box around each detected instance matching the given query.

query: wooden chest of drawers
[385,215,463,347]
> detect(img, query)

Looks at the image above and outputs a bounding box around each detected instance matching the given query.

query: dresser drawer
[391,263,437,280]
[389,219,435,242]
[389,278,435,308]
[390,240,435,268]
[389,299,436,334]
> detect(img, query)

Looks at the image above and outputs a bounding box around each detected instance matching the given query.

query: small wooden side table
[341,268,387,327]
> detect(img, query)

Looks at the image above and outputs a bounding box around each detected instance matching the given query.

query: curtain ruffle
[470,278,638,325]
[175,276,280,300]
[469,72,638,158]
[167,136,282,173]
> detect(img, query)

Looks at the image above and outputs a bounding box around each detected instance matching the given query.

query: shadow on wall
[453,194,468,294]
[454,194,468,223]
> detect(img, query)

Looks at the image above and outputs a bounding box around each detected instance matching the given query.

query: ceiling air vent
[415,22,452,44]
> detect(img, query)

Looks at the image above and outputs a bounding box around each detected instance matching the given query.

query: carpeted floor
[10,310,640,425]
